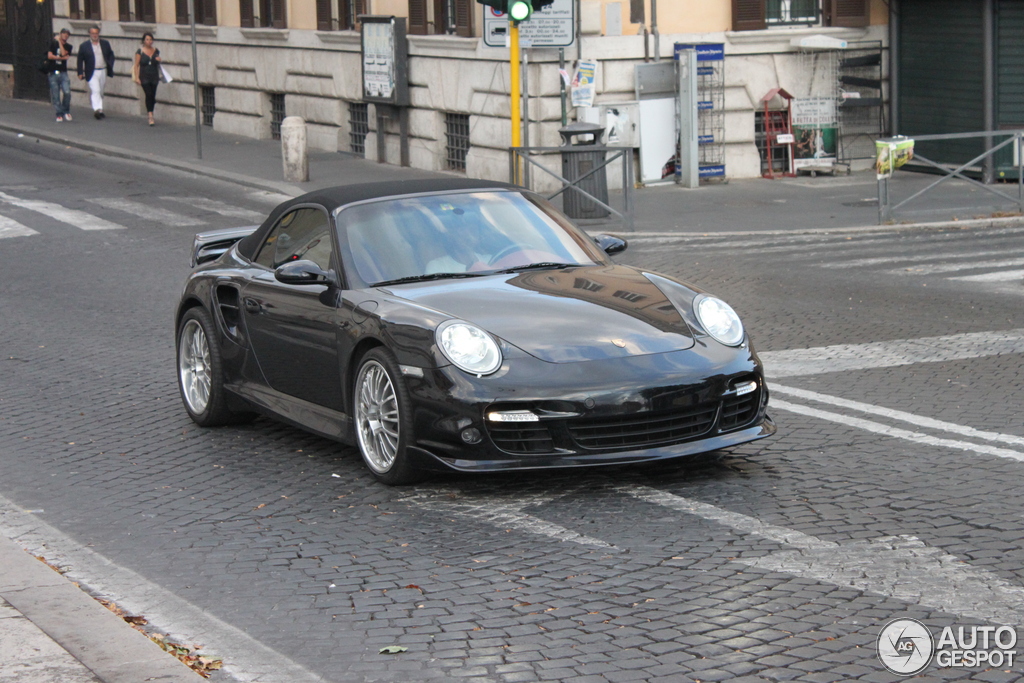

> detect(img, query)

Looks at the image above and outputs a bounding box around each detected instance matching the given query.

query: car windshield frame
[332,188,610,289]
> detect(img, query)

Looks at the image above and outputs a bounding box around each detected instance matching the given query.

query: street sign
[483,0,574,48]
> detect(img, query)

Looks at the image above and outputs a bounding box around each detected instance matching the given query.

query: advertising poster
[571,60,597,108]
[792,98,837,171]
[875,137,916,178]
[363,21,395,100]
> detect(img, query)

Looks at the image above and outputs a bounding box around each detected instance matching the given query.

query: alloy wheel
[355,360,400,473]
[179,319,211,415]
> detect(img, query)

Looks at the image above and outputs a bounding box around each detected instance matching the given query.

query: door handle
[244,297,262,314]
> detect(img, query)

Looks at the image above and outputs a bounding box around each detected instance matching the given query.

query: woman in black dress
[132,32,161,126]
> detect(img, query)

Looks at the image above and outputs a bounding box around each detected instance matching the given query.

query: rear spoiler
[191,225,259,267]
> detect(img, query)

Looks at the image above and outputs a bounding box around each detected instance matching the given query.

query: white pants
[88,70,107,112]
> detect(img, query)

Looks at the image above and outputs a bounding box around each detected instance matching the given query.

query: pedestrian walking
[132,33,161,127]
[76,26,115,120]
[46,28,73,122]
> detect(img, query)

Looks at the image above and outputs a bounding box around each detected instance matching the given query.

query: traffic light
[476,0,555,23]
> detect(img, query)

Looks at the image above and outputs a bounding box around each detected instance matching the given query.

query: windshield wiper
[496,262,578,274]
[373,272,489,287]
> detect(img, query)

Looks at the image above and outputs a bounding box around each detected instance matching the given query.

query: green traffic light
[509,0,531,21]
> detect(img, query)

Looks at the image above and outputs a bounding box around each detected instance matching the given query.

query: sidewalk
[4,96,1023,234]
[0,534,200,682]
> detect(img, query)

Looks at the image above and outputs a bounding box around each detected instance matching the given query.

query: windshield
[336,191,607,287]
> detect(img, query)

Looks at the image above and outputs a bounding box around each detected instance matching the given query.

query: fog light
[733,380,757,396]
[461,427,482,444]
[487,410,539,422]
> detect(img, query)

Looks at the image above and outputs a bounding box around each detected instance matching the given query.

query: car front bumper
[402,343,775,473]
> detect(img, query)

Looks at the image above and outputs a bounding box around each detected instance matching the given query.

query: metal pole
[522,47,530,187]
[575,0,581,62]
[983,0,995,184]
[188,0,202,159]
[559,48,567,127]
[510,22,522,184]
[677,49,698,188]
[889,0,898,135]
[651,0,659,62]
[1018,133,1023,212]
[187,0,202,159]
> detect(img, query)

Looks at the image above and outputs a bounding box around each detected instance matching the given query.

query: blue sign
[698,135,715,145]
[699,164,726,178]
[698,101,714,110]
[673,42,724,62]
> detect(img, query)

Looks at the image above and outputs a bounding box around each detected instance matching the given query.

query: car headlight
[436,320,502,376]
[694,296,744,346]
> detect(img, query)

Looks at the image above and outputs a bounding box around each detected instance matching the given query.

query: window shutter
[69,0,80,20]
[239,0,254,27]
[317,0,331,29]
[140,0,156,22]
[731,0,765,31]
[85,0,101,20]
[455,0,472,36]
[828,0,869,27]
[408,0,428,34]
[271,0,286,28]
[118,0,130,21]
[202,0,217,24]
[176,0,189,24]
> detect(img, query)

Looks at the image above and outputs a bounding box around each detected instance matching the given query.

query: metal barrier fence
[508,146,635,232]
[878,130,1024,224]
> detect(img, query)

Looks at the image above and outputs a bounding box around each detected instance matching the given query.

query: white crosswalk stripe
[887,256,1024,275]
[86,197,205,227]
[162,197,264,221]
[950,268,1024,282]
[0,214,39,239]
[0,191,124,231]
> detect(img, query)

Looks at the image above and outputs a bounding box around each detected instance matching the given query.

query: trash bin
[559,122,610,219]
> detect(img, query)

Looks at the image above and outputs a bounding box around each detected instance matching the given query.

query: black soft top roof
[236,178,520,261]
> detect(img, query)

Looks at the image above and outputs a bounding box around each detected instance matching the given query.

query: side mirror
[594,234,628,255]
[275,260,335,286]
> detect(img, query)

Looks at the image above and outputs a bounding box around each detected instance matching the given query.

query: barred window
[201,86,216,127]
[444,113,470,172]
[349,102,369,157]
[270,93,286,141]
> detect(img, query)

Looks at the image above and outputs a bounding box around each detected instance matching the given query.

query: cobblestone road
[2,143,1023,682]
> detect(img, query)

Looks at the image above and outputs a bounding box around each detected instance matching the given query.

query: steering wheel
[487,244,525,266]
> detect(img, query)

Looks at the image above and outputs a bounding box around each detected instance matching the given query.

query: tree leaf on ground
[379,645,408,655]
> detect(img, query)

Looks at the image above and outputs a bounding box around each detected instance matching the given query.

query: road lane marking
[772,384,1024,448]
[0,497,324,683]
[760,328,1024,377]
[622,486,1024,625]
[409,490,616,550]
[887,256,1024,275]
[86,198,205,227]
[951,269,1024,282]
[0,214,39,239]
[821,248,1022,269]
[162,197,265,221]
[771,399,1024,462]
[0,191,125,231]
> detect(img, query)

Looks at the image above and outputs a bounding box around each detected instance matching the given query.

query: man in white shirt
[76,26,115,119]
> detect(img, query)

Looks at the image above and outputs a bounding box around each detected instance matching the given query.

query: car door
[241,206,345,411]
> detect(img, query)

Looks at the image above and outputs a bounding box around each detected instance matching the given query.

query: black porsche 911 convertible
[175,178,775,484]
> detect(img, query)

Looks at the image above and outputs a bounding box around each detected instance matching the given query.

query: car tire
[177,307,253,427]
[353,347,422,485]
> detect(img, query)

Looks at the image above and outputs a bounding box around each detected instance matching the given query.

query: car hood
[383,264,696,363]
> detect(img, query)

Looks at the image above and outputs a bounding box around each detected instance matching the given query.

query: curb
[0,534,201,683]
[0,121,306,198]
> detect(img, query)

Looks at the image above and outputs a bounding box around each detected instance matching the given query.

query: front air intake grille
[718,387,761,431]
[567,405,718,450]
[488,423,555,454]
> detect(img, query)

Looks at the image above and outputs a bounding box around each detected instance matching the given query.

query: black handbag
[38,57,51,74]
